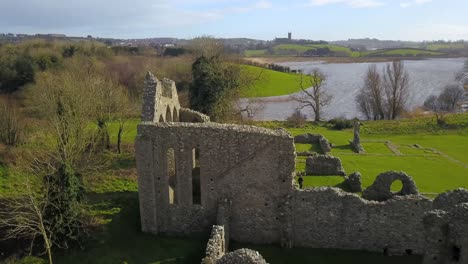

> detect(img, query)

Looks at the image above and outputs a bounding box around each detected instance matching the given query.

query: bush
[286,110,307,128]
[328,118,355,130]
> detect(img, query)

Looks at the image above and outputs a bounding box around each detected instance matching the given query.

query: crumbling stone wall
[362,171,419,201]
[141,72,181,123]
[292,187,432,255]
[344,172,362,192]
[180,108,210,123]
[203,225,226,263]
[294,133,331,154]
[216,249,268,264]
[305,154,346,176]
[423,189,468,264]
[135,122,296,244]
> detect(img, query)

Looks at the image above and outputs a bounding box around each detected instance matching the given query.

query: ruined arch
[362,171,419,201]
[165,105,172,122]
[173,106,179,122]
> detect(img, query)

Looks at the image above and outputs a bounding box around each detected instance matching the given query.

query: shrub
[286,110,307,128]
[328,118,354,130]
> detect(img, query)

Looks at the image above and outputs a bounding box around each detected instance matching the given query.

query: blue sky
[0,0,467,41]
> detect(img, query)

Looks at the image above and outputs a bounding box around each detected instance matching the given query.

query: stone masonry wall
[202,225,226,263]
[292,187,433,255]
[294,133,331,154]
[135,122,296,244]
[141,72,181,123]
[305,154,346,176]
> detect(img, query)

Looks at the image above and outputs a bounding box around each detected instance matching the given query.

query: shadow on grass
[230,242,422,264]
[332,144,353,152]
[55,192,206,264]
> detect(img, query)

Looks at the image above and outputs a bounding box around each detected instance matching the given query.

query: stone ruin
[350,121,365,154]
[294,133,331,154]
[135,72,468,264]
[305,154,346,176]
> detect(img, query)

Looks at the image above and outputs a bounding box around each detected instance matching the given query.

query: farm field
[245,44,448,58]
[241,65,303,97]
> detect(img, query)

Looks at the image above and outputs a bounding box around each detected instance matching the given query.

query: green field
[244,49,268,57]
[241,65,303,97]
[364,48,445,57]
[426,43,466,50]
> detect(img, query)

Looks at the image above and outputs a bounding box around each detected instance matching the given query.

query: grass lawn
[55,193,207,264]
[241,65,303,97]
[260,114,468,194]
[230,242,422,264]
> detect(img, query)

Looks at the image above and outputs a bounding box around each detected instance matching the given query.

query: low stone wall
[292,187,432,255]
[305,154,346,176]
[294,133,331,154]
[179,108,210,123]
[202,225,226,264]
[344,172,362,192]
[216,249,268,264]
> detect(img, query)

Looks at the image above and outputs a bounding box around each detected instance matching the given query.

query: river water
[240,58,466,120]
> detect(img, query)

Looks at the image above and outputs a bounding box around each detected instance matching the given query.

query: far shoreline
[244,55,466,64]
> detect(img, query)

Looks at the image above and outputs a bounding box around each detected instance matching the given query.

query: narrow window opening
[452,246,461,262]
[405,249,413,255]
[166,105,172,122]
[159,115,164,122]
[173,107,179,122]
[192,148,201,205]
[167,148,176,204]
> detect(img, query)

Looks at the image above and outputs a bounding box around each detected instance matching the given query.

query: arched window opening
[173,107,179,122]
[192,148,201,205]
[159,115,164,122]
[167,148,177,204]
[166,106,172,122]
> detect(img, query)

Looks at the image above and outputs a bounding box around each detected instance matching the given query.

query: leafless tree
[292,69,332,122]
[423,94,446,125]
[456,59,468,84]
[438,84,465,111]
[0,153,59,264]
[0,98,22,146]
[383,61,410,119]
[357,65,385,120]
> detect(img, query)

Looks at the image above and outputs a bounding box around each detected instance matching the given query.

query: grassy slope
[241,65,302,97]
[245,49,268,57]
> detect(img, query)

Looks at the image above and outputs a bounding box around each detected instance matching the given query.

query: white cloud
[308,0,385,8]
[402,23,468,40]
[400,0,432,8]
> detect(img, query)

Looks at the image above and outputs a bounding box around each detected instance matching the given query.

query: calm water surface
[240,58,466,120]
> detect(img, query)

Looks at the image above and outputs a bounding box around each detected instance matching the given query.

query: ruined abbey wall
[136,122,295,244]
[291,188,432,255]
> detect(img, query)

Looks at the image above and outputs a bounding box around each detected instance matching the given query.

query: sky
[0,0,467,41]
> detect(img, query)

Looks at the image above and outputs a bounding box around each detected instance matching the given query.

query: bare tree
[423,94,446,125]
[438,84,465,111]
[383,61,410,119]
[456,59,468,84]
[293,69,332,122]
[0,98,22,146]
[0,154,57,264]
[355,65,385,120]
